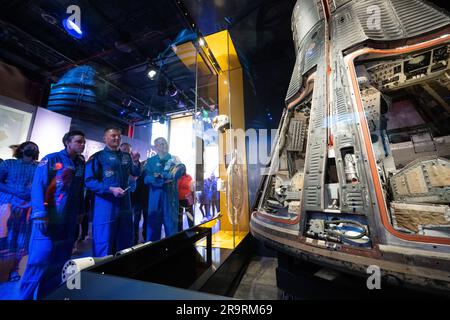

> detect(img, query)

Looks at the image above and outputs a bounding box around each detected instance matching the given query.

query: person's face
[120,144,131,154]
[67,135,86,155]
[104,129,122,149]
[155,139,168,154]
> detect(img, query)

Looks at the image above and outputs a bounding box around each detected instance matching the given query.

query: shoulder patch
[38,158,48,167]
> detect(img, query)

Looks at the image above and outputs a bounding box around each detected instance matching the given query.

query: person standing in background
[199,177,212,221]
[120,142,148,245]
[0,142,39,282]
[177,165,194,231]
[210,173,219,216]
[131,160,148,245]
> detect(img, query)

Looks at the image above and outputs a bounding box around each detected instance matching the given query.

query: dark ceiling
[2,0,448,130]
[0,0,298,129]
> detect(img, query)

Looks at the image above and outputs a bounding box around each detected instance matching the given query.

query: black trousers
[178,199,194,231]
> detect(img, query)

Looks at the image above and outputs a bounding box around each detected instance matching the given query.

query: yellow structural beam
[204,30,241,72]
[206,30,249,236]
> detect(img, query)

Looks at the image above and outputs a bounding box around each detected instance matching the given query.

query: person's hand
[33,219,48,235]
[131,151,140,163]
[110,187,125,197]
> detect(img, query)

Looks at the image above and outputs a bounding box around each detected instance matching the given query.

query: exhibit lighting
[147,69,157,80]
[199,38,205,47]
[168,84,178,97]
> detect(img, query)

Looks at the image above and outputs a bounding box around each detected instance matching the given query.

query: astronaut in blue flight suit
[144,137,184,241]
[85,127,140,257]
[19,131,86,300]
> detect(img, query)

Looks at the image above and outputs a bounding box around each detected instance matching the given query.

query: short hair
[14,141,39,160]
[153,137,167,145]
[104,126,122,134]
[62,130,85,147]
[120,142,131,148]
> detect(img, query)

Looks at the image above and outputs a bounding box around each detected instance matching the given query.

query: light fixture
[177,99,186,109]
[147,68,157,80]
[168,84,178,97]
[198,38,205,47]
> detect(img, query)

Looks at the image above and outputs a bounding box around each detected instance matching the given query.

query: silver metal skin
[250,0,450,293]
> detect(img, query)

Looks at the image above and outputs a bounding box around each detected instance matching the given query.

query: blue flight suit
[144,154,184,241]
[85,147,140,257]
[19,149,85,300]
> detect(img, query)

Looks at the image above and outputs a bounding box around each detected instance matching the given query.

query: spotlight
[177,99,186,109]
[147,68,157,80]
[168,84,178,97]
[198,38,205,47]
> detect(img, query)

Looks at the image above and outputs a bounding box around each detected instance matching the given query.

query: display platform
[46,271,230,300]
[197,231,248,249]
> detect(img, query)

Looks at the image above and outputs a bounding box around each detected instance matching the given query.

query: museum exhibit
[0,0,449,301]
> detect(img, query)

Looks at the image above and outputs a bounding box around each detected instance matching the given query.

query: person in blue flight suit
[85,127,140,257]
[144,137,185,241]
[0,141,39,282]
[19,131,86,300]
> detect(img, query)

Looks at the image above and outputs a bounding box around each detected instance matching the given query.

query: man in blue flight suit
[19,130,86,300]
[144,137,185,241]
[85,127,140,257]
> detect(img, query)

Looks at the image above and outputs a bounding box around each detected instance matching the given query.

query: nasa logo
[54,163,63,170]
[38,158,48,167]
[104,170,114,178]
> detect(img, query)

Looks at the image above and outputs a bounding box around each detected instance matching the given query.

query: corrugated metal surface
[333,0,450,52]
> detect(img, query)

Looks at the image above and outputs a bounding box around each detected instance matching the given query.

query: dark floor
[233,256,280,299]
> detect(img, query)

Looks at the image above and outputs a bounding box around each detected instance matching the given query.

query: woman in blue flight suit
[144,137,184,241]
[85,127,140,257]
[19,131,86,300]
[0,142,39,282]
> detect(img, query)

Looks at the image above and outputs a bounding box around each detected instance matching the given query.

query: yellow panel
[204,30,241,71]
[197,230,248,249]
[426,163,450,187]
[394,175,409,195]
[405,167,428,194]
[173,42,211,76]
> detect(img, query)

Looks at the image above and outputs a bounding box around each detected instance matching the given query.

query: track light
[168,84,178,97]
[147,68,157,80]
